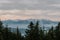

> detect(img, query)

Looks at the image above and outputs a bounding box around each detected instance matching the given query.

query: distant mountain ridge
[2,19,58,28]
[2,19,59,35]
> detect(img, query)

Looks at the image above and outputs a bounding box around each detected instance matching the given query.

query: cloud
[0,0,60,10]
[0,10,45,16]
[0,0,60,21]
[0,10,60,21]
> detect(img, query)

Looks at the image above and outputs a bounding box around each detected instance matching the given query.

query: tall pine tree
[0,20,4,40]
[3,25,10,40]
[25,21,43,40]
[34,21,40,40]
[16,27,22,40]
[55,22,60,40]
[46,26,55,40]
[25,21,35,40]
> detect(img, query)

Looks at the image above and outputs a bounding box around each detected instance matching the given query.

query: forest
[0,20,60,40]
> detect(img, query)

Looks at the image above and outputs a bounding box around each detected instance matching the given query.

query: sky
[0,0,60,21]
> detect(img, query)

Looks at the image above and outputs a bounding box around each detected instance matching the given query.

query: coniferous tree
[3,25,10,40]
[25,21,35,40]
[1,19,60,40]
[0,20,3,31]
[55,22,60,40]
[16,27,22,40]
[7,27,14,40]
[25,21,44,40]
[46,26,55,40]
[39,27,45,40]
[0,20,4,40]
[34,21,40,40]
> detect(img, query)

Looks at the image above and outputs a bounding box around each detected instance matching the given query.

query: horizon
[0,18,60,22]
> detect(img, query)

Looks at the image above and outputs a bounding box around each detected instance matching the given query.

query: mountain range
[2,19,58,28]
[1,19,59,35]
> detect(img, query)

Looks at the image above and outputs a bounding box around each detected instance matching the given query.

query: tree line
[0,20,60,40]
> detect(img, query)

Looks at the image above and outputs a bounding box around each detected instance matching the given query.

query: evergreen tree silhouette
[34,21,40,40]
[55,22,60,40]
[39,27,44,40]
[46,26,55,40]
[1,19,60,40]
[0,20,4,40]
[3,25,10,40]
[25,21,44,40]
[25,21,35,40]
[16,27,22,40]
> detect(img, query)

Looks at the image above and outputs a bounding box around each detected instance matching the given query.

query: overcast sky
[0,0,60,21]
